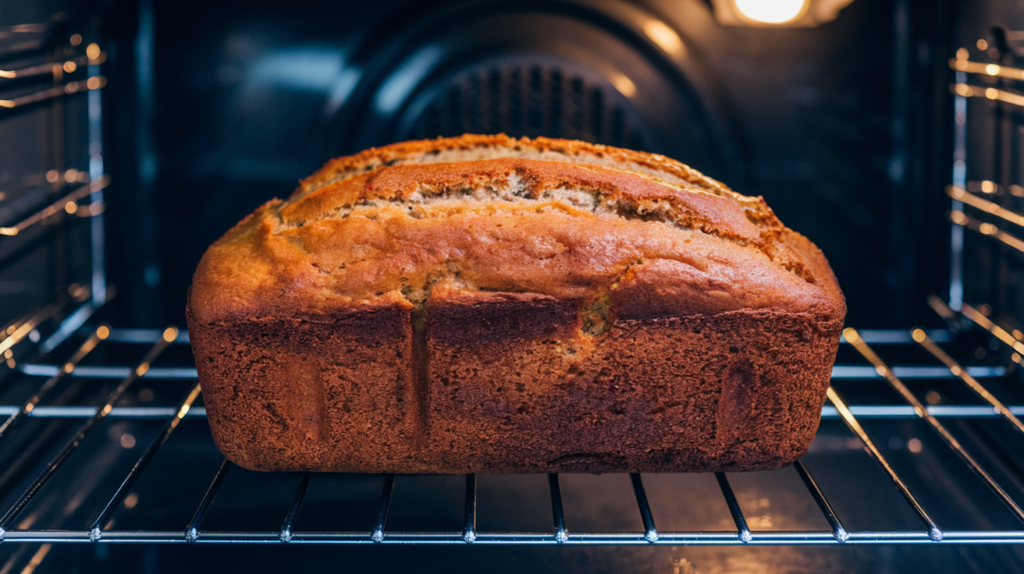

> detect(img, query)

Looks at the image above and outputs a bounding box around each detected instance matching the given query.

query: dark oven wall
[102,0,953,328]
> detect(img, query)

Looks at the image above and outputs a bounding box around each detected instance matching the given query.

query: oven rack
[0,298,1022,546]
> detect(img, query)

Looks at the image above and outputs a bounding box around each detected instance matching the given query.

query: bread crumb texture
[188,134,845,473]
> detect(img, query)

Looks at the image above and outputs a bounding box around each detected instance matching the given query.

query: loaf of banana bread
[187,134,845,473]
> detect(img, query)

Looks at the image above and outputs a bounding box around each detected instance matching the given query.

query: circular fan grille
[408,63,651,150]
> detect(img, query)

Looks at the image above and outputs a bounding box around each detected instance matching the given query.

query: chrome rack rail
[0,42,108,110]
[947,186,1024,230]
[0,175,109,236]
[949,210,1024,255]
[0,310,1021,545]
[945,51,1024,309]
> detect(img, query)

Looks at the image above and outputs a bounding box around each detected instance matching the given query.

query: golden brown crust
[187,134,846,473]
[189,142,844,326]
[297,134,739,200]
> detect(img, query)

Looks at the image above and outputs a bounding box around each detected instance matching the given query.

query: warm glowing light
[177,404,191,419]
[977,39,988,51]
[950,365,962,376]
[87,77,102,90]
[610,73,636,98]
[980,180,996,193]
[64,202,77,215]
[1013,352,1022,364]
[86,43,101,59]
[63,363,74,373]
[643,20,685,57]
[842,327,858,343]
[120,434,136,448]
[985,64,1001,76]
[734,0,808,24]
[1013,329,1023,341]
[70,34,82,46]
[911,329,926,343]
[163,327,179,342]
[954,84,973,97]
[136,363,150,377]
[980,222,998,235]
[875,366,888,377]
[956,48,969,61]
[986,87,999,99]
[97,326,110,339]
[46,170,59,183]
[950,210,967,225]
[64,169,78,182]
[907,438,923,453]
[63,61,77,74]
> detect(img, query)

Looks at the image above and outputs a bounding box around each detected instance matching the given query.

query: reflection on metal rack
[844,327,1024,526]
[89,381,202,542]
[0,311,1021,545]
[914,329,1024,433]
[0,76,107,110]
[950,210,1024,255]
[956,303,1024,358]
[0,175,110,236]
[0,326,106,441]
[715,472,752,543]
[823,384,942,541]
[0,50,106,80]
[948,186,1024,230]
[951,83,1024,108]
[966,180,1024,199]
[0,328,178,539]
[949,58,1024,81]
[462,474,477,543]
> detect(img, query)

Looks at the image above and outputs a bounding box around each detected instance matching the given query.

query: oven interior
[2,0,1024,571]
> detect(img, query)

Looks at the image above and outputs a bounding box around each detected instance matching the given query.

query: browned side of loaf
[188,305,420,471]
[189,304,840,474]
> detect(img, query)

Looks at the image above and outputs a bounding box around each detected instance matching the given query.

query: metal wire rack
[0,298,1021,546]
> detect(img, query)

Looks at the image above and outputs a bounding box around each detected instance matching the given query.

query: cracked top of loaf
[189,134,845,325]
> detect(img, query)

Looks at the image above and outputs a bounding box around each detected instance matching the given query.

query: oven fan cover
[321,0,746,185]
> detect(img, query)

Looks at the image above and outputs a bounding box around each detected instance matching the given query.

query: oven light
[712,0,855,27]
[733,0,807,24]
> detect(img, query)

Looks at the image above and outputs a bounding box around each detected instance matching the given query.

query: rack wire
[0,300,1020,546]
